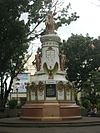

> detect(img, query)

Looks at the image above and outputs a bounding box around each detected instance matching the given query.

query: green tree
[0,0,30,110]
[0,0,79,110]
[82,70,100,108]
[61,34,100,102]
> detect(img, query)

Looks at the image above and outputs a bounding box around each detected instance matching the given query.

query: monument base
[20,101,81,121]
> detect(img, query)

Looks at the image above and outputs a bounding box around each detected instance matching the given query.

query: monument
[20,12,81,120]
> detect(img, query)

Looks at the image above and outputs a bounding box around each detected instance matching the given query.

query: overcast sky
[58,0,100,39]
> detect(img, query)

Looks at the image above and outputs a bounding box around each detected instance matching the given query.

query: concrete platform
[21,101,81,120]
[0,117,100,127]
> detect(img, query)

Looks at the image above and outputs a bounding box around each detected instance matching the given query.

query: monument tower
[21,12,81,120]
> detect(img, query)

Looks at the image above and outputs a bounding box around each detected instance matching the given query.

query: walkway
[0,117,100,127]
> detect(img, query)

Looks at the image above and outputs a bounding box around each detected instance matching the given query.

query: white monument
[21,12,81,120]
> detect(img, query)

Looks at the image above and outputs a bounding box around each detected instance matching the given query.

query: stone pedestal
[42,102,61,120]
[21,101,81,120]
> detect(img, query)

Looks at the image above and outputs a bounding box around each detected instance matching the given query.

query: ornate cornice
[40,34,61,43]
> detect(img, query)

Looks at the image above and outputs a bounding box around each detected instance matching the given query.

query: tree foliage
[82,71,100,106]
[61,34,100,104]
[0,0,30,110]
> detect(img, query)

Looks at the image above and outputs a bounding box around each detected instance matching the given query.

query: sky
[28,0,100,53]
[58,0,100,40]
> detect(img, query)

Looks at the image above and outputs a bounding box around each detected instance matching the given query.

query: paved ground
[0,126,100,133]
[0,117,100,126]
[0,117,100,133]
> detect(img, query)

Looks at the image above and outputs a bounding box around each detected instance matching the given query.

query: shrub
[8,100,17,109]
[81,97,90,109]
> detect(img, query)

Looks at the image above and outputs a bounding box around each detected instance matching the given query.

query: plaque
[46,84,56,97]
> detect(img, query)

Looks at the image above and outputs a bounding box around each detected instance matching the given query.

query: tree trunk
[0,75,14,112]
